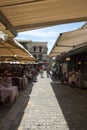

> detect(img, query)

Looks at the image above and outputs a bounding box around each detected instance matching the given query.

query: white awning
[0,37,35,62]
[0,0,87,37]
[49,28,87,57]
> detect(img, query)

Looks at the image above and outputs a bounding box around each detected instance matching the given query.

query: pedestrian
[39,65,44,78]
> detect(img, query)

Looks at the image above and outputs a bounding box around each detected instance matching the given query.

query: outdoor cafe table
[0,86,19,103]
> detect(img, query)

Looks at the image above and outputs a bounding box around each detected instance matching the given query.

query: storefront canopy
[49,28,87,57]
[0,55,36,63]
[0,0,87,37]
[0,37,35,61]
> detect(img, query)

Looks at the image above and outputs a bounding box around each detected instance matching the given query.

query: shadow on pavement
[51,82,87,130]
[0,82,34,130]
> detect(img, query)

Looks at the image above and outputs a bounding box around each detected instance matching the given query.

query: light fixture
[66,57,70,61]
[78,61,81,64]
[14,55,17,57]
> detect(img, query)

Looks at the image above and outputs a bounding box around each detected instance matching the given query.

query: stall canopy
[0,56,36,63]
[0,37,36,61]
[0,0,87,37]
[49,28,87,57]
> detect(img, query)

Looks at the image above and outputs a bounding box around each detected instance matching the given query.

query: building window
[39,54,42,60]
[33,54,37,59]
[33,46,37,52]
[39,46,42,52]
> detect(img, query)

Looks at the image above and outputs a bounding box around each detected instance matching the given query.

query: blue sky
[15,22,85,54]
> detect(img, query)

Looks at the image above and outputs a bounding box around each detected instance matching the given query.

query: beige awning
[0,0,87,37]
[49,28,87,57]
[0,55,36,62]
[0,37,35,60]
[18,56,36,62]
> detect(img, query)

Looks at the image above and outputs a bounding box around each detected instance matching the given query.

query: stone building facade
[18,40,48,63]
[27,41,48,63]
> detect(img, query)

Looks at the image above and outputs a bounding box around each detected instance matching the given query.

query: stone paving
[0,71,87,130]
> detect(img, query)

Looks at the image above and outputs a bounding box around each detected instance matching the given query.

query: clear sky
[15,22,85,54]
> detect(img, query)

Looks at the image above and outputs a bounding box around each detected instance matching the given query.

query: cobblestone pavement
[0,71,87,130]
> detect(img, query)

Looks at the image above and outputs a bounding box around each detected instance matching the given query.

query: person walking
[39,65,44,78]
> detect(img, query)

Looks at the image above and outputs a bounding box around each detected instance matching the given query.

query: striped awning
[0,0,87,37]
[49,28,87,57]
[0,37,35,62]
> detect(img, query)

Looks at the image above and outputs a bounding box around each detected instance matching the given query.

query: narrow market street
[0,71,87,130]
